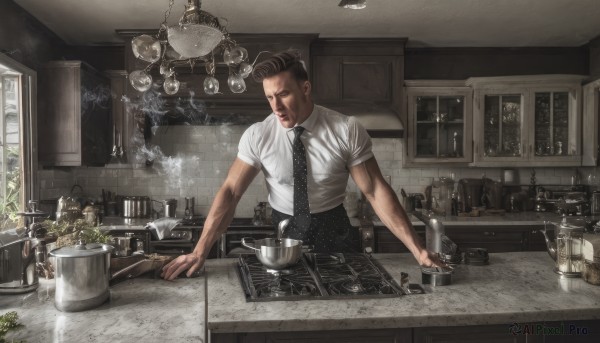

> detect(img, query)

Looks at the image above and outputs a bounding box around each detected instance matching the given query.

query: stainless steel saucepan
[241,237,303,270]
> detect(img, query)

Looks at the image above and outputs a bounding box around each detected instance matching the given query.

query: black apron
[271,204,360,253]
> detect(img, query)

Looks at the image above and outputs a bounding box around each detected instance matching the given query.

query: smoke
[122,85,248,188]
[81,84,111,112]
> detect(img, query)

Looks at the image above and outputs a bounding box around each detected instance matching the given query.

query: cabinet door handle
[483,231,496,236]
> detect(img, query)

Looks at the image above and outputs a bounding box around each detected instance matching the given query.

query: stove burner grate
[237,253,404,302]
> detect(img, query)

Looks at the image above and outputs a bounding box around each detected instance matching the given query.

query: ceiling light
[128,0,252,95]
[338,0,367,10]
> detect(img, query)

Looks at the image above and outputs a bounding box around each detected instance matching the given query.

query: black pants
[271,204,360,253]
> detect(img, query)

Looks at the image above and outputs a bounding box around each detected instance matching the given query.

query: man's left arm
[349,157,443,267]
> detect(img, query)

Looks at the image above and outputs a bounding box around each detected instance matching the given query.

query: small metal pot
[50,241,114,312]
[111,236,132,257]
[421,267,453,286]
[122,196,152,218]
[241,237,302,270]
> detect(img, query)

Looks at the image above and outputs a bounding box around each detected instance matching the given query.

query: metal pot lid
[50,240,113,258]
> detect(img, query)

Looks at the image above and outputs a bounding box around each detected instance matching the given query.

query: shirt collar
[289,105,318,133]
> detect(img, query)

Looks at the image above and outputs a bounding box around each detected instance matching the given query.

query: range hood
[325,103,404,138]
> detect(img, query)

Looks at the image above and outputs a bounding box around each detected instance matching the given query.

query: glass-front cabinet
[469,75,585,167]
[405,81,472,165]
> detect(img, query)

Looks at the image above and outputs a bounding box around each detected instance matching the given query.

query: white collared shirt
[238,105,373,215]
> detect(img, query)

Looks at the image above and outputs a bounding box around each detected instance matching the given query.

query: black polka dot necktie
[293,126,311,231]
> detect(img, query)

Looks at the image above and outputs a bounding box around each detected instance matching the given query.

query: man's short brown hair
[252,49,308,83]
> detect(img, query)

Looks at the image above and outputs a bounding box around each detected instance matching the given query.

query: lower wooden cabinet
[375,225,546,253]
[211,328,412,343]
[414,325,528,343]
[211,321,599,343]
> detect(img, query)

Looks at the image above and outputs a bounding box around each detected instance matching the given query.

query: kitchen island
[2,252,600,342]
[206,252,600,342]
[0,276,206,343]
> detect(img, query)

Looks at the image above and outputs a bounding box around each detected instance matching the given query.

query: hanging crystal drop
[223,46,248,66]
[160,62,174,78]
[129,70,152,92]
[163,76,180,95]
[239,62,253,78]
[204,76,220,95]
[227,73,246,93]
[131,35,161,63]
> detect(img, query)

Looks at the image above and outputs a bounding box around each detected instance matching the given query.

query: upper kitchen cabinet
[404,80,473,166]
[582,78,600,166]
[310,38,406,138]
[38,61,112,166]
[117,31,317,119]
[468,75,586,167]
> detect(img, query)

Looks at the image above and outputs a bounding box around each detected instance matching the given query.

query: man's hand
[418,249,448,269]
[161,253,204,281]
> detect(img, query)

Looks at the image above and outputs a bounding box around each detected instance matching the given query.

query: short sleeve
[237,124,262,169]
[346,117,374,167]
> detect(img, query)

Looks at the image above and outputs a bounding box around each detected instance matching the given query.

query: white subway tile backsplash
[37,124,599,217]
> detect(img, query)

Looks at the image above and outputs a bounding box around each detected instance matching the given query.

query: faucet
[412,210,446,254]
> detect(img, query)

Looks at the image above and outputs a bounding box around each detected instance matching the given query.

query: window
[0,54,37,231]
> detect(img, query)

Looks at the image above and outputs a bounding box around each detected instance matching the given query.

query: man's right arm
[161,158,260,280]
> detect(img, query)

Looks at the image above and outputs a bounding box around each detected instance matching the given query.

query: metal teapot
[540,215,584,277]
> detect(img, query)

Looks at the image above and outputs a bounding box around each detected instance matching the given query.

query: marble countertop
[0,276,206,343]
[205,252,600,334]
[3,252,600,340]
[373,212,600,228]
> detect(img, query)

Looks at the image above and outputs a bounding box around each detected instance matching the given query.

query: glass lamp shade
[131,35,162,63]
[129,70,152,92]
[167,24,224,58]
[203,76,220,95]
[227,74,246,93]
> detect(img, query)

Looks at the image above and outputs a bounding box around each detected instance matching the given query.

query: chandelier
[128,0,253,95]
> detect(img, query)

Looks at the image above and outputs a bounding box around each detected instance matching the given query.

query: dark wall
[0,0,66,70]
[588,36,600,80]
[405,47,589,80]
[64,46,125,71]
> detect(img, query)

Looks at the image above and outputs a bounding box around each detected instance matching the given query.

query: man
[161,50,443,280]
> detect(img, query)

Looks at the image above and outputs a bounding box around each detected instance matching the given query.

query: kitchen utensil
[464,247,489,265]
[0,231,40,294]
[241,237,302,270]
[540,217,584,277]
[163,198,177,217]
[121,196,152,218]
[421,266,453,286]
[50,240,113,312]
[184,197,195,218]
[277,218,291,240]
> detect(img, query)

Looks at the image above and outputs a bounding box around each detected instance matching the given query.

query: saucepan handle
[241,237,259,251]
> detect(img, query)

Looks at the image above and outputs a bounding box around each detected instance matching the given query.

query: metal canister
[592,191,600,215]
[163,198,178,217]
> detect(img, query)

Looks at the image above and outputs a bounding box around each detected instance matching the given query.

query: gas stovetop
[237,253,411,302]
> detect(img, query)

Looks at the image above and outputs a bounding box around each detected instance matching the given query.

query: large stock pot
[50,241,113,312]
